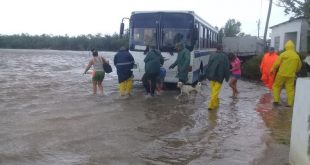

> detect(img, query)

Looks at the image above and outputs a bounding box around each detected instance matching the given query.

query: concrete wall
[270,20,302,52]
[289,78,310,165]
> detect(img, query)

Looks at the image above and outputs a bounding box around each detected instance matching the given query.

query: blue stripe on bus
[192,65,208,83]
[192,69,200,82]
[194,51,211,58]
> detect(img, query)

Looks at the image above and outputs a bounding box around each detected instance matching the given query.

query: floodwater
[0,49,292,165]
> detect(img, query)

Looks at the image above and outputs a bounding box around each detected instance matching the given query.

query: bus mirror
[120,22,125,37]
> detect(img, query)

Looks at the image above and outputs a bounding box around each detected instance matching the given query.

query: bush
[298,53,308,77]
[241,55,263,81]
[241,52,308,81]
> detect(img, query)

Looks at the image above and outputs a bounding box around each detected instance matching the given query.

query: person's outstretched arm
[84,60,93,74]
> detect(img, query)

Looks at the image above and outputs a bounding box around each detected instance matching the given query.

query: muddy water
[0,49,291,165]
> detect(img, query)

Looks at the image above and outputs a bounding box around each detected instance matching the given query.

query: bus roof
[131,11,218,32]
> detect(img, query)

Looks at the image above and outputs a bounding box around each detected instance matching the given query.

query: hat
[149,44,156,49]
[216,44,223,51]
[91,49,98,56]
[119,46,127,51]
[175,42,184,49]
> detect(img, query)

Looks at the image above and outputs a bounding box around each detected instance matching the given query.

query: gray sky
[0,0,291,38]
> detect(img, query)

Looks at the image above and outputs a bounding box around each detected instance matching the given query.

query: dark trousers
[142,72,159,95]
[179,79,187,84]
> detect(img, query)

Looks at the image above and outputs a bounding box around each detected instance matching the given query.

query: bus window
[133,28,156,47]
[162,28,195,52]
[161,13,194,52]
[130,13,159,51]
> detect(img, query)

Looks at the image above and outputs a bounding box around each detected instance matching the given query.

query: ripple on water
[0,49,291,165]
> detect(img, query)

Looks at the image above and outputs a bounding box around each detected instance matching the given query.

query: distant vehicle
[222,36,265,57]
[120,11,219,84]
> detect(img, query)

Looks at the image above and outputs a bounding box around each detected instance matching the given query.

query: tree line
[0,32,129,51]
[0,1,307,52]
[217,0,310,43]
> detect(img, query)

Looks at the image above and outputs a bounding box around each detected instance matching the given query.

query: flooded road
[0,49,292,165]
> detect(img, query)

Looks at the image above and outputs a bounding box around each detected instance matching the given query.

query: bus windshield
[129,12,195,52]
[130,13,159,51]
[161,13,194,51]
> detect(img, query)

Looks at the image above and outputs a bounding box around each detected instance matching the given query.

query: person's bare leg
[232,80,238,97]
[159,82,164,94]
[230,78,238,97]
[234,79,239,94]
[92,81,97,95]
[229,78,235,96]
[98,81,103,95]
[156,83,161,95]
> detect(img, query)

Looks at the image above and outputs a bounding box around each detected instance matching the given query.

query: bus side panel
[130,50,213,84]
[191,50,212,83]
[130,51,145,81]
[160,52,178,83]
[130,51,179,83]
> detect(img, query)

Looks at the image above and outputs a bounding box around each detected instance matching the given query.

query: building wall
[270,20,302,52]
[300,19,309,52]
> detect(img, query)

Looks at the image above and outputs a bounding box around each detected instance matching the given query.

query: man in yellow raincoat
[270,40,302,107]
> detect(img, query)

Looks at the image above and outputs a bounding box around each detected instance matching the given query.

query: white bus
[120,11,219,84]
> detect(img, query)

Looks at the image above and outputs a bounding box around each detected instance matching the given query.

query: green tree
[224,19,241,37]
[218,28,224,43]
[0,32,129,51]
[277,0,310,20]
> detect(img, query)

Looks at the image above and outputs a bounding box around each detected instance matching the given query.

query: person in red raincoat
[260,47,278,90]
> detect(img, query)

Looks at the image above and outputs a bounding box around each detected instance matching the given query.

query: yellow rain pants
[272,75,295,106]
[119,78,133,96]
[208,81,222,110]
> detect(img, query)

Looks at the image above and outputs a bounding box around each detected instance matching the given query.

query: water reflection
[207,109,218,129]
[256,93,292,144]
[0,49,290,165]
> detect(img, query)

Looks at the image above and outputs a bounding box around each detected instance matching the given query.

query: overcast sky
[0,0,291,38]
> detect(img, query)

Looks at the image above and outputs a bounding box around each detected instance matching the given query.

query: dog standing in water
[176,82,202,99]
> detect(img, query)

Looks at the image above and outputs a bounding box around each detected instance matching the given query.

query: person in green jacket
[169,42,190,83]
[270,40,302,107]
[142,46,164,97]
[206,45,230,110]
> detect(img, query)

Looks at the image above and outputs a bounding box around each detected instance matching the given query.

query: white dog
[176,82,202,99]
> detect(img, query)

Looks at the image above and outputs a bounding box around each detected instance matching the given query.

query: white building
[270,17,309,53]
